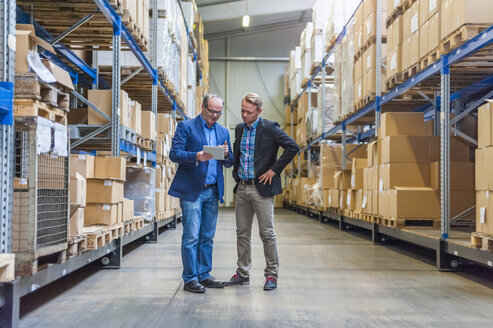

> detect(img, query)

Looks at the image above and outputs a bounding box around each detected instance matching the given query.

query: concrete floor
[20,208,493,327]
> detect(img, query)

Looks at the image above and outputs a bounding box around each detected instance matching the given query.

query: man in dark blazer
[169,94,234,293]
[224,92,299,290]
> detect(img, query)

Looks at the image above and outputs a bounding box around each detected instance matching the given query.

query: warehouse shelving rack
[0,0,197,326]
[287,0,493,272]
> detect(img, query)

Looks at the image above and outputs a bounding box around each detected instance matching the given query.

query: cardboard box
[428,12,441,52]
[363,0,387,20]
[478,102,493,148]
[367,140,379,167]
[392,15,404,46]
[334,170,352,191]
[452,0,493,32]
[70,154,95,179]
[155,188,165,213]
[123,198,134,221]
[430,161,475,190]
[351,159,367,189]
[69,207,84,237]
[429,136,470,162]
[380,136,433,163]
[388,187,440,219]
[321,144,367,166]
[141,111,156,141]
[329,189,340,208]
[380,112,425,137]
[475,148,493,191]
[41,59,75,91]
[382,163,430,190]
[86,179,124,204]
[321,167,340,189]
[339,190,348,209]
[157,113,174,135]
[355,189,364,213]
[477,191,493,235]
[388,44,403,77]
[378,190,391,217]
[15,24,56,73]
[85,204,118,226]
[440,0,453,40]
[117,202,123,224]
[94,156,126,180]
[420,20,430,57]
[131,101,142,134]
[87,90,129,127]
[70,172,87,207]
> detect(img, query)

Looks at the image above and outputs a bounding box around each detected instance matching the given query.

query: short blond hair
[242,92,263,110]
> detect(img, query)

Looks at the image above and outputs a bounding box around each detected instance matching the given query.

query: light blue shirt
[199,115,218,185]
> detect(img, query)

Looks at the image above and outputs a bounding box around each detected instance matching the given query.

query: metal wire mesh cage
[13,117,69,253]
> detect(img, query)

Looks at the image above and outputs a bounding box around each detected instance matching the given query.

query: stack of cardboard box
[475,101,493,237]
[69,154,92,237]
[354,0,387,108]
[376,112,438,222]
[85,156,129,227]
[386,0,403,85]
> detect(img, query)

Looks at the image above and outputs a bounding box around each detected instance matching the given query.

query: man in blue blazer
[169,94,234,293]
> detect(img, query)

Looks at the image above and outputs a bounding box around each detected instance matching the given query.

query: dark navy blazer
[168,115,234,203]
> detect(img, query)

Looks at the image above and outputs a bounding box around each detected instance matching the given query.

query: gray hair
[202,94,224,108]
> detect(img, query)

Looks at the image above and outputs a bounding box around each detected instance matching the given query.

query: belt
[204,183,217,188]
[239,179,255,185]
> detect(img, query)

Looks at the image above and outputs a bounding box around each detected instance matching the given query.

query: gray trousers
[235,183,279,279]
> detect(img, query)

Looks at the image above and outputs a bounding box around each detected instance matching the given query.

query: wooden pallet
[383,217,440,229]
[16,249,67,277]
[356,93,376,110]
[67,235,87,258]
[83,226,113,251]
[136,137,155,151]
[0,254,15,282]
[441,24,490,55]
[385,72,404,91]
[471,232,493,252]
[15,73,70,110]
[386,6,403,28]
[14,98,68,125]
[420,47,441,70]
[402,63,420,81]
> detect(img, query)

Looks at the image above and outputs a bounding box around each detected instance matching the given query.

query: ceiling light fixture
[242,0,250,28]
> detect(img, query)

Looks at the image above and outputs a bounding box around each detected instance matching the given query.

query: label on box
[78,154,86,160]
[429,0,437,12]
[19,178,27,185]
[144,168,150,174]
[391,53,397,71]
[480,207,486,224]
[104,180,112,187]
[366,21,371,36]
[347,193,351,206]
[103,204,111,211]
[379,178,384,192]
[394,0,400,8]
[144,151,147,165]
[358,84,362,98]
[329,194,332,204]
[411,14,419,34]
[367,55,371,69]
[351,175,355,188]
[137,148,141,165]
[8,34,15,51]
[362,195,367,209]
[340,196,343,207]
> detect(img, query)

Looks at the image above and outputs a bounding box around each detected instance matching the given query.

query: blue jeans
[180,185,219,284]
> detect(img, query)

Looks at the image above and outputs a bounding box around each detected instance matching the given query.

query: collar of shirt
[244,117,260,130]
[199,114,216,130]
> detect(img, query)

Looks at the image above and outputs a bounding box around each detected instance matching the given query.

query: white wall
[208,25,303,206]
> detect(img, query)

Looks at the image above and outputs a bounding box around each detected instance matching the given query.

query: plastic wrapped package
[306,106,320,140]
[333,43,343,121]
[341,28,354,117]
[318,85,335,132]
[124,166,156,222]
[312,0,332,34]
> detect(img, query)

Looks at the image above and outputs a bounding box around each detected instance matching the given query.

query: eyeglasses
[205,105,223,116]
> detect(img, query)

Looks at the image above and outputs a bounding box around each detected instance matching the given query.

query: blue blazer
[168,115,234,203]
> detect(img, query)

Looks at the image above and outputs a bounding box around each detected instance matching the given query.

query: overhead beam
[205,19,308,40]
[197,0,243,8]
